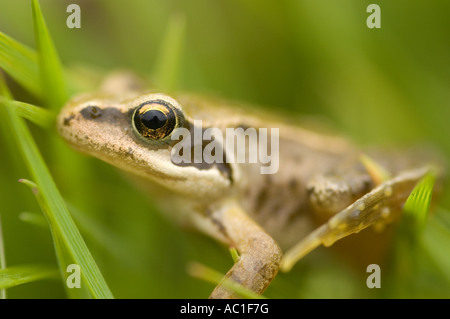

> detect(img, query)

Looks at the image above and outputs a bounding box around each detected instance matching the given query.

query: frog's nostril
[62,114,75,126]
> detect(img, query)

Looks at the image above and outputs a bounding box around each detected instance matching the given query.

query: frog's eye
[132,100,184,141]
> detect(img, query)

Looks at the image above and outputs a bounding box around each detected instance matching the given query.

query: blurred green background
[0,0,449,298]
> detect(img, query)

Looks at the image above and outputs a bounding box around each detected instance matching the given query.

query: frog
[57,71,444,298]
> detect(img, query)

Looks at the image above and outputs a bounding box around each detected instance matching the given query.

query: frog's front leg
[209,201,282,299]
[281,166,434,272]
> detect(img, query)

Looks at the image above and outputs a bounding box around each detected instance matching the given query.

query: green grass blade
[0,214,6,298]
[19,212,48,229]
[229,247,240,263]
[0,264,59,290]
[403,171,436,234]
[360,153,391,184]
[51,221,91,299]
[422,208,450,284]
[0,81,113,298]
[0,32,42,98]
[0,96,54,128]
[18,180,89,298]
[31,0,68,109]
[67,203,137,268]
[187,261,266,299]
[153,13,186,92]
[385,171,438,297]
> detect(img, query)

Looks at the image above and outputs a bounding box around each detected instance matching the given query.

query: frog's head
[57,92,235,200]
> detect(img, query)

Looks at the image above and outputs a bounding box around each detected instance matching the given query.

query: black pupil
[141,109,167,130]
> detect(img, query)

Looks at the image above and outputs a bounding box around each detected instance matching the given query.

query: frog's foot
[281,166,432,272]
[209,201,282,299]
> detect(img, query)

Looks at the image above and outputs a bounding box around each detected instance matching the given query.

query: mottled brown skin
[58,72,444,298]
[208,201,282,298]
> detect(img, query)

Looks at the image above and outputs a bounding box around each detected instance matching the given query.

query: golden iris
[132,101,178,140]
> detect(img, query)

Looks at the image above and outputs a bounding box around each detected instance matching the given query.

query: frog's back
[178,95,444,249]
[236,131,351,248]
